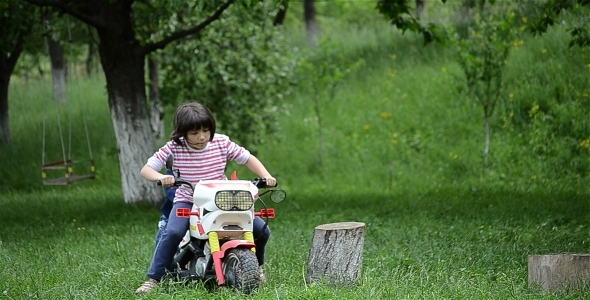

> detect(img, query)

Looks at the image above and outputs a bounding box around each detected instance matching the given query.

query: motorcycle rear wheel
[222,248,260,293]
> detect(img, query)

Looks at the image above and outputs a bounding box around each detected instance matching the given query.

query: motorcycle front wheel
[222,248,260,293]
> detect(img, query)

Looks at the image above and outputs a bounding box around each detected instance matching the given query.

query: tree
[0,1,38,146]
[24,0,238,205]
[452,3,516,169]
[160,0,296,152]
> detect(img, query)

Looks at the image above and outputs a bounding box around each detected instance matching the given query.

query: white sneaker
[135,278,159,294]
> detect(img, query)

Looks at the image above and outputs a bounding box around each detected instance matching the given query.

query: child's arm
[244,155,276,186]
[140,164,174,186]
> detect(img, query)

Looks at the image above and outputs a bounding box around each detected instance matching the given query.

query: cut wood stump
[528,253,590,292]
[305,222,365,285]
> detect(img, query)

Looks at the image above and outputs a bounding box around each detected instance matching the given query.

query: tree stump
[305,222,365,285]
[528,253,590,292]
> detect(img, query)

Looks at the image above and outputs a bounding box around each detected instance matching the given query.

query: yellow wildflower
[392,132,399,138]
[580,139,589,148]
[441,67,447,73]
[363,125,370,130]
[391,139,398,145]
[531,175,536,180]
[522,17,527,23]
[528,105,539,117]
[390,54,397,60]
[541,49,547,54]
[380,112,392,119]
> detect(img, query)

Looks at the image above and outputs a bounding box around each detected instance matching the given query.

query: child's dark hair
[170,102,216,144]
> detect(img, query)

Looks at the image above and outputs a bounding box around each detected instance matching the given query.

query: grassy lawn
[1,186,588,299]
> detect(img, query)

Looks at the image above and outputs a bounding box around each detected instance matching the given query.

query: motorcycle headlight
[215,190,254,211]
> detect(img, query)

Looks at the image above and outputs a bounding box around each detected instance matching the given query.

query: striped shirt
[146,134,250,203]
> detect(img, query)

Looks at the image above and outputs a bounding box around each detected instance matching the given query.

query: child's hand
[157,175,175,187]
[265,177,277,187]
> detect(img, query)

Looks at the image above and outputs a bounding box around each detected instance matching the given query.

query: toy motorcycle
[158,154,286,293]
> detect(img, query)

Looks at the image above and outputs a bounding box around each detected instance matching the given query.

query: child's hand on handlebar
[157,175,175,187]
[265,177,277,187]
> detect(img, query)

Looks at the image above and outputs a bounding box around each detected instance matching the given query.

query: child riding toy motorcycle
[160,154,286,293]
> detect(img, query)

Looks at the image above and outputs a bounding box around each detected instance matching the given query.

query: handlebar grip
[253,178,278,188]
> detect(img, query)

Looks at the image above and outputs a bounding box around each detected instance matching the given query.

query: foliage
[159,0,297,150]
[376,0,448,44]
[528,0,590,47]
[0,0,39,54]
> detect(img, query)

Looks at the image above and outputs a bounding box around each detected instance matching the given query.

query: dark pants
[148,202,271,281]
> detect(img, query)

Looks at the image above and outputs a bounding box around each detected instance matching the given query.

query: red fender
[212,240,256,285]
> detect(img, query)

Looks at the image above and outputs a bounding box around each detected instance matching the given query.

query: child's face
[185,128,211,150]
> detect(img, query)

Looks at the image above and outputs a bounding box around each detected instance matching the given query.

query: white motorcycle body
[174,179,261,289]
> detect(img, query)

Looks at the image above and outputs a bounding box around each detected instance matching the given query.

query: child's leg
[252,216,271,265]
[146,202,192,281]
[154,215,168,249]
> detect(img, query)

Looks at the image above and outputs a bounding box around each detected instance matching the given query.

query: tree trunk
[44,12,67,103]
[528,253,590,292]
[95,20,161,205]
[0,58,11,146]
[415,0,425,20]
[304,0,318,47]
[0,27,27,146]
[86,36,96,77]
[305,222,365,285]
[273,1,288,26]
[148,55,164,140]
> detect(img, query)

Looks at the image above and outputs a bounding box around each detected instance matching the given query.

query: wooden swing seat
[41,159,95,186]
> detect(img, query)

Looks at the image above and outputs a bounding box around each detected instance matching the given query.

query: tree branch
[142,0,234,55]
[24,0,108,29]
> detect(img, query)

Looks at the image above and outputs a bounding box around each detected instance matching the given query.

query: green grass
[1,8,589,300]
[1,187,588,299]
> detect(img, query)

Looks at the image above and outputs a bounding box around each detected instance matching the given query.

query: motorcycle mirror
[270,190,286,203]
[165,154,174,171]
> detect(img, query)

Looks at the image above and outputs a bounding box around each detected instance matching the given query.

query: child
[136,102,276,293]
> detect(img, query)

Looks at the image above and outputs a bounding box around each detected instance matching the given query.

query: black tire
[222,248,260,293]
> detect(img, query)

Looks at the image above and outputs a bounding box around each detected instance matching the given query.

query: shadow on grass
[0,188,161,244]
[1,186,587,247]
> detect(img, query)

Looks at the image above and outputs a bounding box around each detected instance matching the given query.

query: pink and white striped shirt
[146,134,250,203]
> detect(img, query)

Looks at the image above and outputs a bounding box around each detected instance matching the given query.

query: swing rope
[67,16,93,161]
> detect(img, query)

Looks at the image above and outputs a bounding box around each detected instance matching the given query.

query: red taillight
[255,208,275,218]
[176,208,191,218]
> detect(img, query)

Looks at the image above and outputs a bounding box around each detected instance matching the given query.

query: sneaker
[135,278,159,294]
[259,267,266,284]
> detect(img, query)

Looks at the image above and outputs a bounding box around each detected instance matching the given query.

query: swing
[41,15,95,186]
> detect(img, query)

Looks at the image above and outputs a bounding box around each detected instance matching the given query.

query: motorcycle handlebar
[252,178,278,189]
[156,177,276,190]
